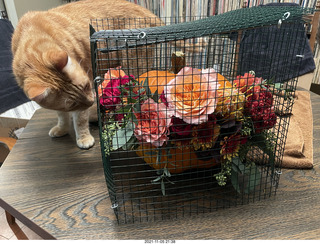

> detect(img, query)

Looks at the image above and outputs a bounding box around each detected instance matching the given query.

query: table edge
[0,198,56,240]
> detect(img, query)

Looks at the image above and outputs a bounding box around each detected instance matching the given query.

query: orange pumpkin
[135,144,218,174]
[216,73,233,95]
[137,70,176,94]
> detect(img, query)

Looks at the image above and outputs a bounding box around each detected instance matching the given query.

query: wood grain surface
[0,90,320,240]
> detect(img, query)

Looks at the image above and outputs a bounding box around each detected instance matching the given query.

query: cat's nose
[84,92,95,107]
[84,97,94,107]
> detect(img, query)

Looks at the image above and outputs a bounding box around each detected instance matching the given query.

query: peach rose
[134,98,173,147]
[164,67,219,124]
[233,72,263,93]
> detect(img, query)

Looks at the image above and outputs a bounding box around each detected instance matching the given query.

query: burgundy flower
[169,117,193,148]
[115,113,125,124]
[246,88,273,108]
[253,107,277,133]
[191,121,220,151]
[220,134,241,160]
[99,75,134,109]
[160,91,168,107]
[240,135,248,144]
[170,117,193,136]
[99,79,121,109]
[208,113,217,124]
[245,87,277,133]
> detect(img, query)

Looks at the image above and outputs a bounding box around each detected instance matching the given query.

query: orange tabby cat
[11,0,162,149]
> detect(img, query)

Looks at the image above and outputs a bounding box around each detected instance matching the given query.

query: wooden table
[1,91,320,240]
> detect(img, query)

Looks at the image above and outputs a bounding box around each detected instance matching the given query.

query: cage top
[91,5,313,44]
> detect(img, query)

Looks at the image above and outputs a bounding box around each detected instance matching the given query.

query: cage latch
[278,12,291,28]
[111,203,119,209]
[137,31,146,39]
[94,76,103,85]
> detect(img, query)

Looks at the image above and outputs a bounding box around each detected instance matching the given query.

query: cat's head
[13,50,94,112]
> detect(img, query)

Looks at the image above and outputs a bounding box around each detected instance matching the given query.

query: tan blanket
[281,91,313,169]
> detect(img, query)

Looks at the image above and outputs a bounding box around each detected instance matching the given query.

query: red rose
[99,75,134,109]
[170,117,193,136]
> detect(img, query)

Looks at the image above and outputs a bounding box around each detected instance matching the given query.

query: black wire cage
[90,6,315,224]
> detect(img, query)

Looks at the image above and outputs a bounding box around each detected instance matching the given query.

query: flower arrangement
[99,66,280,195]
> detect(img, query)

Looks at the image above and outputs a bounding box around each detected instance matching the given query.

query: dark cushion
[0,19,29,114]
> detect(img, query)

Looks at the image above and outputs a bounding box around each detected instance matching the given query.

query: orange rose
[164,67,219,124]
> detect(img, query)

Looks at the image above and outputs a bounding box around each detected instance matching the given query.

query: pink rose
[134,98,173,147]
[164,67,219,124]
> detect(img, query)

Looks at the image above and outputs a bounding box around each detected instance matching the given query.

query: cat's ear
[45,50,68,71]
[24,82,50,103]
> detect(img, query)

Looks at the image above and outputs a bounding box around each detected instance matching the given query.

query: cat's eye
[83,83,91,92]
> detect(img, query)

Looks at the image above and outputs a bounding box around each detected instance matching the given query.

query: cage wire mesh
[90,6,314,224]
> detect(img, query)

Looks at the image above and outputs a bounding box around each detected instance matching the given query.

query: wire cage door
[90,6,313,224]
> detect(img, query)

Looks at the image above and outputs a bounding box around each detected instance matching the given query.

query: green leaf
[128,112,138,126]
[151,176,162,183]
[161,180,166,196]
[137,88,146,94]
[152,89,159,102]
[244,164,261,194]
[112,122,135,150]
[163,167,171,177]
[231,168,241,194]
[127,97,137,104]
[274,83,282,89]
[121,135,138,150]
[133,102,141,113]
[231,157,261,194]
[263,76,275,85]
[231,157,245,174]
[156,149,162,166]
[115,105,131,115]
[142,78,152,98]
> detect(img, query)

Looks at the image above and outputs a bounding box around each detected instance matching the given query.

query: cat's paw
[49,126,69,137]
[77,134,95,149]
